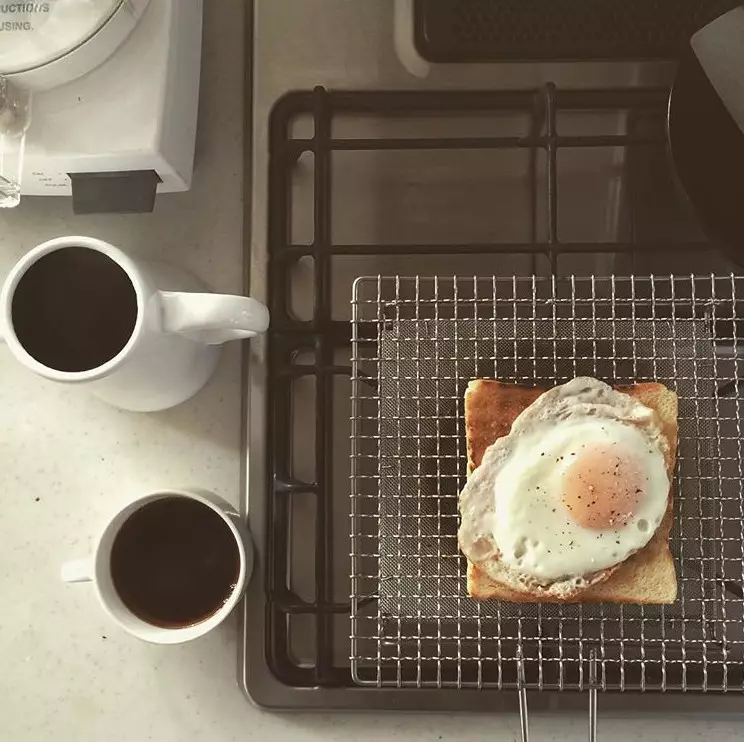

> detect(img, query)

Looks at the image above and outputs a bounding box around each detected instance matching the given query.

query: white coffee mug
[0,236,269,411]
[61,488,253,644]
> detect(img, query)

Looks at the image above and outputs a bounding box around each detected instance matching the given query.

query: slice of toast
[464,379,678,604]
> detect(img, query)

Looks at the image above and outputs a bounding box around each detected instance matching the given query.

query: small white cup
[61,488,253,644]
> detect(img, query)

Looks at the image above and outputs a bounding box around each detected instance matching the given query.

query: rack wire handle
[589,650,598,742]
[517,649,529,742]
[516,649,599,742]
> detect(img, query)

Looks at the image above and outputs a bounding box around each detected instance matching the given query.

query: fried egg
[458,377,671,588]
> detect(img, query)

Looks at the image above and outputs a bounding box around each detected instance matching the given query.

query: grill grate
[351,274,744,692]
[258,84,744,709]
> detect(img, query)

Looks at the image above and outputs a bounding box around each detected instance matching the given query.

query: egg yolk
[561,444,645,529]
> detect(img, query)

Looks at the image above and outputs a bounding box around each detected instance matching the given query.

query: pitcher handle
[159,291,270,345]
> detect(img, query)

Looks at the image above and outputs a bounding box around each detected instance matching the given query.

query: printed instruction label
[0,3,51,32]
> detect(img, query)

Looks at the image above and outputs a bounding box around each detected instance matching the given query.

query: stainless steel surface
[243,0,743,711]
[692,5,744,134]
[350,275,743,693]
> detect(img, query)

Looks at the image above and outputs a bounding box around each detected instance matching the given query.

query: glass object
[0,77,30,208]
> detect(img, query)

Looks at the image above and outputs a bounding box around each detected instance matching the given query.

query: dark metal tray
[241,83,744,711]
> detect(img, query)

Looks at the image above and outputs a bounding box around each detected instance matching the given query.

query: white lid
[0,0,124,75]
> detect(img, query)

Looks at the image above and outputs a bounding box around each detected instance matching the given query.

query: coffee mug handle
[159,291,270,345]
[61,557,94,584]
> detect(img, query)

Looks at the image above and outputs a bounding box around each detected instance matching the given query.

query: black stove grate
[263,85,728,696]
[413,0,730,62]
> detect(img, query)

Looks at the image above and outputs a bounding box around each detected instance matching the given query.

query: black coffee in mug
[110,497,241,628]
[11,247,138,372]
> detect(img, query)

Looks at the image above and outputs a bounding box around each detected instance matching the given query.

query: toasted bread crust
[463,379,678,604]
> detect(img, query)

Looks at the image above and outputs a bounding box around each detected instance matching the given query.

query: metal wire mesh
[350,274,744,692]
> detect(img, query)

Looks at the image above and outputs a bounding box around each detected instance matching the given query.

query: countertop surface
[1,1,743,740]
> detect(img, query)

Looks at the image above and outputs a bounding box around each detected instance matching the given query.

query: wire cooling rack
[350,274,744,693]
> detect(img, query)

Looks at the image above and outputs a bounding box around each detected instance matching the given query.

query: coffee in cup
[110,496,241,629]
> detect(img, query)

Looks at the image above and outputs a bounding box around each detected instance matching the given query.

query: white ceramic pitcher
[0,236,269,411]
